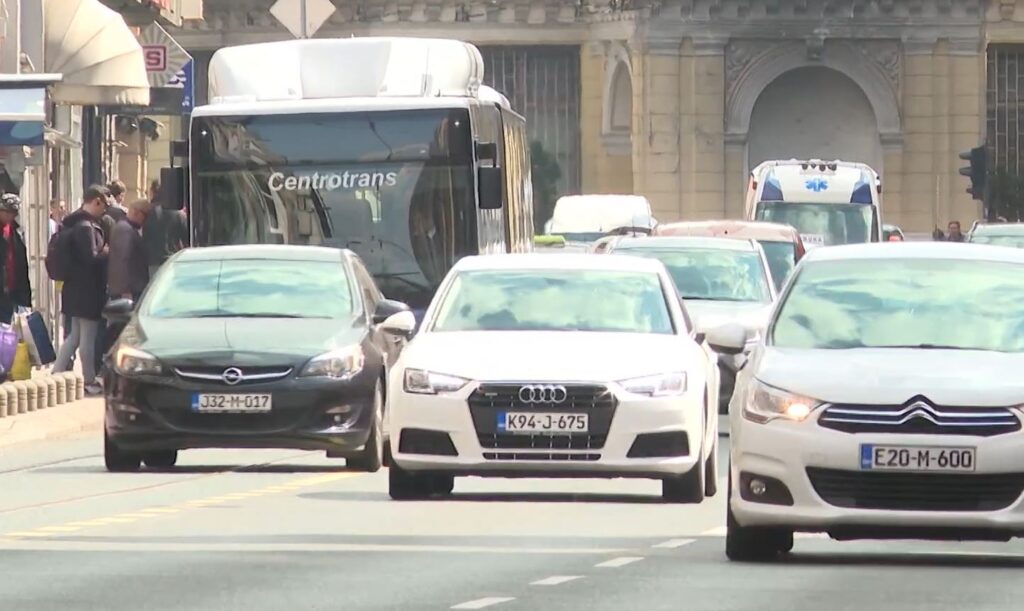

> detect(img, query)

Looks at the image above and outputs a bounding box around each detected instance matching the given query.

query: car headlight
[618,372,687,397]
[743,379,821,424]
[114,346,163,376]
[403,369,470,395]
[299,345,365,379]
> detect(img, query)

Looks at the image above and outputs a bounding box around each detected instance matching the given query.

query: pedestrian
[48,198,66,236]
[946,221,966,242]
[93,180,129,375]
[143,179,188,278]
[104,198,152,356]
[932,228,945,241]
[52,185,110,395]
[106,180,128,223]
[0,194,32,323]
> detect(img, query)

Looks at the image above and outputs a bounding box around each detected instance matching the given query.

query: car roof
[175,245,348,263]
[654,220,797,242]
[453,253,666,273]
[801,241,1024,264]
[971,223,1024,236]
[609,236,758,252]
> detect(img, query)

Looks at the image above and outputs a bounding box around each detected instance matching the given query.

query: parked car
[599,236,777,413]
[654,220,805,292]
[102,245,413,472]
[967,222,1024,248]
[386,253,720,503]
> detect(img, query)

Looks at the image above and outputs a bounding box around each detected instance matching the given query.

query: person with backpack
[143,180,188,277]
[50,185,110,395]
[0,194,32,324]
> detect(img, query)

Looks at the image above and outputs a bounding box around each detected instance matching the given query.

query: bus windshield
[755,201,877,247]
[190,109,476,309]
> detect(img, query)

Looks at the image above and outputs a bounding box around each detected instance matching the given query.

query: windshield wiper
[862,344,975,350]
[193,313,304,319]
[375,272,432,291]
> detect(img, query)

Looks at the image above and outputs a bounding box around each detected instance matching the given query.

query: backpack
[45,227,72,281]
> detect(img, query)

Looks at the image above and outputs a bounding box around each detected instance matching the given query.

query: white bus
[744,159,882,248]
[170,37,533,316]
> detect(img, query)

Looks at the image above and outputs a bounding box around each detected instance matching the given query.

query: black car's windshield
[612,247,772,303]
[756,202,876,246]
[756,240,795,291]
[432,269,674,334]
[771,258,1024,351]
[142,259,354,319]
[190,110,476,309]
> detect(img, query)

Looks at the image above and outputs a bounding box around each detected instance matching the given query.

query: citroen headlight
[744,379,821,424]
[299,346,365,379]
[114,346,162,376]
[618,372,687,397]
[403,369,470,395]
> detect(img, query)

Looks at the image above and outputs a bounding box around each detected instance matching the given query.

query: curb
[0,372,104,450]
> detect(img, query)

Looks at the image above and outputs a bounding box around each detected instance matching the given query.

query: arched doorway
[748,67,881,172]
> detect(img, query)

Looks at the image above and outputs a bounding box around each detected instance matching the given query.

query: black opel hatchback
[102,245,414,472]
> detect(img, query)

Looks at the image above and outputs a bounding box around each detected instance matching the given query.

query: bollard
[45,377,56,407]
[33,379,49,410]
[2,383,16,416]
[24,380,37,412]
[12,381,27,414]
[0,387,7,417]
[53,374,66,404]
[61,372,81,401]
[74,372,85,400]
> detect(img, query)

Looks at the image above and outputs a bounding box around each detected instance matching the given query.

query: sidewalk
[0,395,103,449]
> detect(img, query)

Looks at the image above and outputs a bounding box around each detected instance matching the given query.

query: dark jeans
[0,295,13,326]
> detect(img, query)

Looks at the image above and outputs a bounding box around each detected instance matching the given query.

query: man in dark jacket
[143,181,188,277]
[52,185,109,395]
[104,198,152,356]
[0,194,32,323]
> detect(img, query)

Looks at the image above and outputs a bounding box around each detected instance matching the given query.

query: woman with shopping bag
[0,193,32,324]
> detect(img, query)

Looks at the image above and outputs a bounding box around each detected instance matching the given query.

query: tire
[143,450,178,468]
[388,462,432,500]
[431,474,455,496]
[348,381,384,473]
[104,429,140,472]
[704,440,718,498]
[662,461,705,503]
[725,473,793,561]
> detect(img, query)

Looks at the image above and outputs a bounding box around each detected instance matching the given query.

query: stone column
[946,38,985,226]
[687,36,728,219]
[632,35,683,221]
[901,38,939,231]
[580,42,607,193]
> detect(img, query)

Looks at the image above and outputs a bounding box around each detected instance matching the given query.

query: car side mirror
[478,166,503,210]
[694,331,706,344]
[380,311,416,338]
[373,299,410,325]
[103,298,135,324]
[706,323,747,355]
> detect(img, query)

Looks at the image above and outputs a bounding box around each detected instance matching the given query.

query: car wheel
[348,381,385,473]
[104,429,140,472]
[704,440,718,497]
[143,450,178,469]
[388,462,434,500]
[725,472,793,561]
[662,461,705,503]
[431,474,455,496]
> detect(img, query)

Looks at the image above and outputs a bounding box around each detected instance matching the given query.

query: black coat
[107,218,149,299]
[60,208,108,320]
[0,220,31,308]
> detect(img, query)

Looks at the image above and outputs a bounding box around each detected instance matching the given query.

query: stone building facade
[174,0,1024,233]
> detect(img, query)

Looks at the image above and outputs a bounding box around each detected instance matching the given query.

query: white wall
[748,66,881,172]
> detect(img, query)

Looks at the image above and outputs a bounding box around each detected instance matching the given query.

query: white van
[546,194,655,243]
[744,160,882,248]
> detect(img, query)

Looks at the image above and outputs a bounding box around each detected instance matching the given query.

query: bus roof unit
[207,37,485,104]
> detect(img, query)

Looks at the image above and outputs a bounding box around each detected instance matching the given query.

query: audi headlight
[114,346,162,376]
[300,345,365,379]
[618,372,687,397]
[403,369,470,395]
[743,379,822,424]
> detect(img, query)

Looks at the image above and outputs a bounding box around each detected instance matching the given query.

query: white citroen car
[383,254,720,502]
[722,242,1024,560]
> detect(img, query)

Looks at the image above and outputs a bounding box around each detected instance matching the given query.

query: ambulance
[744,160,882,248]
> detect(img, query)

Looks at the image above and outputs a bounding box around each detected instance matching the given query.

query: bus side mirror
[160,166,188,211]
[478,166,504,210]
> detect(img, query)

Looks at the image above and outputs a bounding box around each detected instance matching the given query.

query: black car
[101,245,414,472]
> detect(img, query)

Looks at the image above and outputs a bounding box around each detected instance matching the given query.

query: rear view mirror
[103,298,135,324]
[159,166,188,210]
[706,323,748,355]
[373,299,410,325]
[380,311,416,338]
[478,166,503,210]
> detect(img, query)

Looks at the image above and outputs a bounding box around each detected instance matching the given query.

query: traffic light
[959,145,987,200]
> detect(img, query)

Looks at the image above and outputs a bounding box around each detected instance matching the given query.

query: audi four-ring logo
[518,384,568,404]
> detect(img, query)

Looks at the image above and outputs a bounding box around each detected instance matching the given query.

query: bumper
[388,382,708,478]
[730,411,1024,535]
[104,367,378,454]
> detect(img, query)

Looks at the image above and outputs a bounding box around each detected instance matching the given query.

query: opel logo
[222,367,244,385]
[518,384,568,404]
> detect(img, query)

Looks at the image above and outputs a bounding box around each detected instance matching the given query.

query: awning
[44,0,150,106]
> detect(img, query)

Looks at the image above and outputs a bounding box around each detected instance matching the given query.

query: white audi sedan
[722,242,1024,560]
[383,254,720,502]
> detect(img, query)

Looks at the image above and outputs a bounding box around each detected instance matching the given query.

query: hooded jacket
[60,208,108,319]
